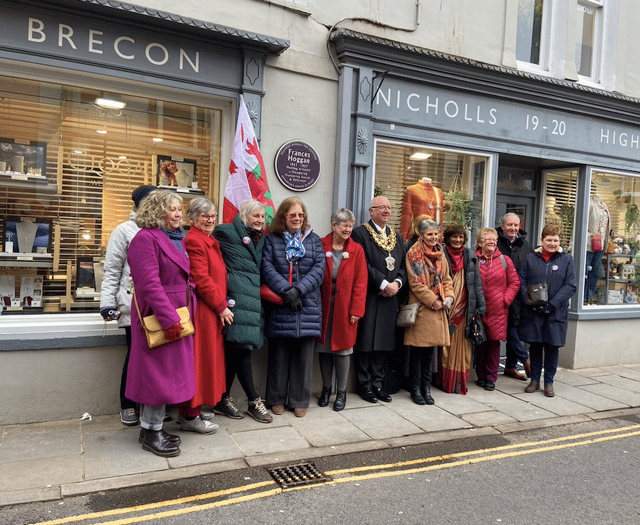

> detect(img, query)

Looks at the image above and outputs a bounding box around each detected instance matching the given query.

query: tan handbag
[397,301,420,327]
[133,285,195,348]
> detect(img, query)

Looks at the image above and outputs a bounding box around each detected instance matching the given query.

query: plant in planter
[443,188,478,232]
[613,189,622,199]
[625,201,639,235]
[595,283,607,304]
[628,239,640,256]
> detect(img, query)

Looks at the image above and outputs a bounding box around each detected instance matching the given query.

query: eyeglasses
[371,206,391,211]
[287,213,305,218]
[198,213,217,221]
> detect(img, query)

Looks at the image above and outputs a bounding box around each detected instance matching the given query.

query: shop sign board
[274,140,321,191]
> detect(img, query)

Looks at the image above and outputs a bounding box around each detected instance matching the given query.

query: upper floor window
[576,0,604,81]
[516,0,546,66]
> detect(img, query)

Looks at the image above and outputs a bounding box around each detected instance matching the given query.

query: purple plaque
[274,140,320,192]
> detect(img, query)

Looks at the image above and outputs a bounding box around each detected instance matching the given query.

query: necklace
[363,223,397,270]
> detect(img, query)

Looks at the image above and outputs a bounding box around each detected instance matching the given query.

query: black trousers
[408,346,436,386]
[119,326,136,410]
[354,351,388,392]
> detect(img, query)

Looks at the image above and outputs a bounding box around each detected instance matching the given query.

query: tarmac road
[3,413,640,525]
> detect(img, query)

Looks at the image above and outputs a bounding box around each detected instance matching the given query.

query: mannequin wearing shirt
[585,195,610,303]
[400,178,443,240]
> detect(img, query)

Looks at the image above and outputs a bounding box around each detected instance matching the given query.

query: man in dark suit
[350,196,406,403]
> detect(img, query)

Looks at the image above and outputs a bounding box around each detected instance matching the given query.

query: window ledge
[257,0,311,16]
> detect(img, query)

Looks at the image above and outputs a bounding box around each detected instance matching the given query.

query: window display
[586,171,640,306]
[374,142,487,244]
[0,75,222,314]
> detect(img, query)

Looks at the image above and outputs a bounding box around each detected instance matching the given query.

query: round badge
[552,265,559,270]
[325,251,332,258]
[242,236,251,245]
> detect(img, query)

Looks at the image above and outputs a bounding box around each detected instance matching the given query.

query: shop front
[332,29,640,370]
[0,0,288,423]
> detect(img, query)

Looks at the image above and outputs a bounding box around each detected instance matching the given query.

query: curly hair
[443,224,468,246]
[475,227,498,250]
[135,190,183,229]
[269,197,310,235]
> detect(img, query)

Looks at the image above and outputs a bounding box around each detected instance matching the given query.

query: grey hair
[186,197,216,222]
[417,218,439,236]
[239,199,266,226]
[501,212,521,226]
[331,208,356,226]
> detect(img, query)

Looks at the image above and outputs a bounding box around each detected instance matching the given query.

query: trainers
[214,395,245,420]
[120,407,138,426]
[179,415,219,434]
[247,398,273,423]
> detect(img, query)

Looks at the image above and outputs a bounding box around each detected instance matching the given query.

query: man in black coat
[497,212,533,380]
[350,196,407,403]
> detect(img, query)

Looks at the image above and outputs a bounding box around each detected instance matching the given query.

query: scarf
[161,227,185,253]
[541,247,554,262]
[446,245,464,274]
[407,238,445,298]
[246,225,264,245]
[284,229,305,264]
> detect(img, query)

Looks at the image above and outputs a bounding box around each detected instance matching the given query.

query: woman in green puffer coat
[212,200,272,423]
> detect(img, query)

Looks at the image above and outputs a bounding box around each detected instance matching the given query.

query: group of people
[101,186,577,458]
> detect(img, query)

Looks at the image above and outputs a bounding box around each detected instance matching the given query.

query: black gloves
[283,287,302,311]
[533,303,555,315]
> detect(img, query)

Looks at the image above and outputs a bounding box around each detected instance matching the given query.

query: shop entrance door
[494,194,536,237]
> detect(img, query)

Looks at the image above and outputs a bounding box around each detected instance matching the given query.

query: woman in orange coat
[178,197,231,433]
[315,208,368,411]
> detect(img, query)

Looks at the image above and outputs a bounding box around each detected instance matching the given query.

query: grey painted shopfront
[331,29,640,371]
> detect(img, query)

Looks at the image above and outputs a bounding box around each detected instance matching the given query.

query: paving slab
[231,425,310,456]
[512,392,595,417]
[461,410,519,427]
[580,383,640,406]
[279,408,370,447]
[494,414,592,434]
[385,395,471,433]
[0,420,81,463]
[570,367,618,378]
[386,426,500,448]
[598,366,640,382]
[494,376,530,394]
[550,383,628,411]
[593,374,640,394]
[466,389,557,422]
[0,456,83,492]
[0,486,61,507]
[428,391,491,417]
[216,411,289,432]
[339,405,423,440]
[168,427,246,469]
[553,369,603,387]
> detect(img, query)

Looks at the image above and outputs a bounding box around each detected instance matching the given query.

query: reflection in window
[576,1,600,78]
[374,142,487,242]
[517,0,544,64]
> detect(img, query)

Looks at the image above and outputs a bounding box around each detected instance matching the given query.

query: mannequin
[400,177,443,240]
[545,196,562,227]
[15,219,38,253]
[585,194,611,303]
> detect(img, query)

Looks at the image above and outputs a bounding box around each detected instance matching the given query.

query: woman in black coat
[438,224,486,394]
[518,224,577,398]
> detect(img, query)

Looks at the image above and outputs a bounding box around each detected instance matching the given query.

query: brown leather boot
[544,384,555,397]
[525,381,540,393]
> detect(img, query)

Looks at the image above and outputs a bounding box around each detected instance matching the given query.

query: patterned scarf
[407,238,445,298]
[284,229,306,264]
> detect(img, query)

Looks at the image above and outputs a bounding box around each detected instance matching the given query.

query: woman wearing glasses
[262,198,325,417]
[177,197,230,433]
[474,228,520,391]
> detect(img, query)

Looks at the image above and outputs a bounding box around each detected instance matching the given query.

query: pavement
[3,363,640,508]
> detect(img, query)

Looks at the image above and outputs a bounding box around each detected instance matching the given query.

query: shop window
[585,171,640,306]
[373,141,487,243]
[0,76,222,315]
[575,0,603,81]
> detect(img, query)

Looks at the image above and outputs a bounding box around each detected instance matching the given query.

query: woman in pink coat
[474,228,520,391]
[126,190,196,457]
[315,208,368,411]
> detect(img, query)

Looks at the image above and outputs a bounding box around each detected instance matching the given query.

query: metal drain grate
[267,461,331,489]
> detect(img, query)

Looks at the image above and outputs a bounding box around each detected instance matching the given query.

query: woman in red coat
[178,198,231,433]
[315,208,367,411]
[474,228,520,391]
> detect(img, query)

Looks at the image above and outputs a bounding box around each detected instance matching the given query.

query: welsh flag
[222,95,275,226]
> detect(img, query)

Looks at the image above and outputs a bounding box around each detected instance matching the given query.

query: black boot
[318,386,331,407]
[333,390,346,411]
[421,382,435,405]
[410,380,426,405]
[139,428,181,445]
[141,429,180,457]
[409,347,425,405]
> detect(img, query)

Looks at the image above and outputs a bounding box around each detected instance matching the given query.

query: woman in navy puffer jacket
[262,198,325,418]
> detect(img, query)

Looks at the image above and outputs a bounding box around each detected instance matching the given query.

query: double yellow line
[33,424,640,525]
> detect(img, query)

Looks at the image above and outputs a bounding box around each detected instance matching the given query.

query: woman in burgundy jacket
[474,228,520,391]
[315,208,368,411]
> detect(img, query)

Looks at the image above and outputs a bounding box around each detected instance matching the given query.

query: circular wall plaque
[274,140,320,192]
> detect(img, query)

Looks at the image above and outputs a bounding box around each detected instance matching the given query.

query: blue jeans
[505,325,529,369]
[529,343,559,385]
[585,250,603,302]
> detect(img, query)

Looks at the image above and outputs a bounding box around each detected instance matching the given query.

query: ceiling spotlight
[74,150,83,154]
[152,137,163,142]
[96,130,107,134]
[95,93,126,110]
[410,152,432,160]
[119,156,127,159]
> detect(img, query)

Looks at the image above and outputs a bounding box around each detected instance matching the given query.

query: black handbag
[526,283,549,307]
[469,311,487,346]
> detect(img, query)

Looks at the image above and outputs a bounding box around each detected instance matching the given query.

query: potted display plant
[595,283,607,305]
[443,187,478,232]
[625,201,639,235]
